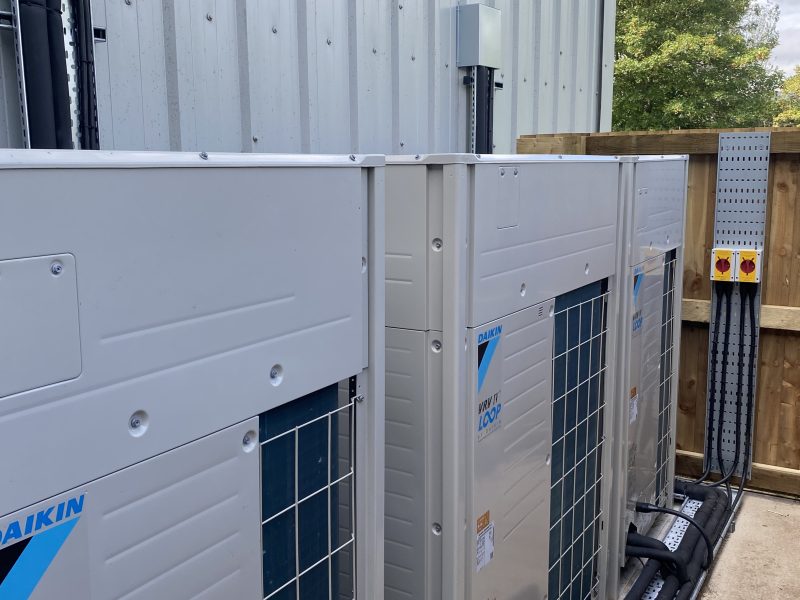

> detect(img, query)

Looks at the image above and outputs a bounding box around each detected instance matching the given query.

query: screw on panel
[50,262,63,276]
[513,168,518,176]
[431,340,442,353]
[270,364,283,386]
[252,135,258,143]
[130,417,141,429]
[431,238,443,251]
[206,13,213,21]
[431,523,442,535]
[326,38,332,45]
[272,26,277,34]
[414,154,420,160]
[124,0,131,4]
[349,154,356,161]
[500,168,505,176]
[372,47,377,54]
[199,151,208,160]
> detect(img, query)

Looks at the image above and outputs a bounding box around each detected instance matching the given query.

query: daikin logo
[477,325,502,392]
[477,326,503,344]
[0,495,84,547]
[0,494,84,598]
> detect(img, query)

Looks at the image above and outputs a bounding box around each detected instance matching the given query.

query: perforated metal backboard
[712,132,770,249]
[705,132,769,478]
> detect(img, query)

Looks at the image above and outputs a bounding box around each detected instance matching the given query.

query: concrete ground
[701,492,800,600]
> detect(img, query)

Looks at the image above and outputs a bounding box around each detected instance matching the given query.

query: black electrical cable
[711,286,748,490]
[635,502,714,568]
[75,0,98,148]
[732,283,758,510]
[692,284,725,484]
[713,284,733,488]
[46,0,72,148]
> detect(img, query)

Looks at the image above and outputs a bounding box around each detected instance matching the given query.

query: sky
[774,0,800,74]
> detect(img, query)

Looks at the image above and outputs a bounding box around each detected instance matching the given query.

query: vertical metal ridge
[235,0,252,152]
[346,0,359,152]
[295,0,311,152]
[162,0,181,150]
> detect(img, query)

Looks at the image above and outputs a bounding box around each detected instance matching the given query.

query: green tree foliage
[613,0,784,131]
[774,66,800,127]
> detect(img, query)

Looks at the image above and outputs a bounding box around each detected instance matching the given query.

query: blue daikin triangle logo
[0,494,84,599]
[477,326,502,391]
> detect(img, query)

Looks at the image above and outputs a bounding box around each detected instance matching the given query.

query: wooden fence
[518,128,800,496]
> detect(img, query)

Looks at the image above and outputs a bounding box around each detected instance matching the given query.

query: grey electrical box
[456,4,502,68]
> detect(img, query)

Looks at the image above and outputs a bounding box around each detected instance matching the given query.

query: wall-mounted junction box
[456,4,502,68]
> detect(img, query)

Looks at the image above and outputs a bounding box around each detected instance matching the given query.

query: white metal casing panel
[385,163,444,332]
[627,157,687,266]
[0,254,81,398]
[0,150,380,517]
[384,327,443,600]
[468,301,554,600]
[468,159,619,327]
[385,155,620,329]
[0,1,617,152]
[623,256,665,535]
[0,419,261,599]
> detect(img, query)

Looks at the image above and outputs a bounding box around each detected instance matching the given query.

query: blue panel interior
[549,280,607,600]
[259,384,348,599]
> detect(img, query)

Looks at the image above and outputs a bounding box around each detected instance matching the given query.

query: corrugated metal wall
[0,0,615,153]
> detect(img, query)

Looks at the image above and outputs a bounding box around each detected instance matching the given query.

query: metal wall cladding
[0,0,614,151]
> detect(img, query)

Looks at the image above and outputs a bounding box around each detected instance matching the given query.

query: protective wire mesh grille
[259,384,356,600]
[549,281,609,600]
[655,251,677,506]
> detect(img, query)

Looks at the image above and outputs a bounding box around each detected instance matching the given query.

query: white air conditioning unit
[607,155,689,588]
[0,150,385,600]
[383,154,623,600]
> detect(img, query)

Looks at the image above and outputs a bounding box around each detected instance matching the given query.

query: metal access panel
[0,150,379,519]
[609,156,688,585]
[705,132,770,477]
[384,154,622,600]
[0,419,262,599]
[624,254,666,533]
[385,154,621,331]
[468,301,554,600]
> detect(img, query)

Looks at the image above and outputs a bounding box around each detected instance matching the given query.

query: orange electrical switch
[737,249,761,283]
[711,248,736,281]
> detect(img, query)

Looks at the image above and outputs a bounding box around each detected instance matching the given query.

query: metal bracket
[348,374,364,404]
[9,0,29,147]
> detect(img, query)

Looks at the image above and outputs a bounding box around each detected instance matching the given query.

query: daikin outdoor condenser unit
[384,154,622,600]
[607,155,689,585]
[0,151,385,600]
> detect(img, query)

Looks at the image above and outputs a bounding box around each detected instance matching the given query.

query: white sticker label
[629,394,639,425]
[476,522,495,572]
